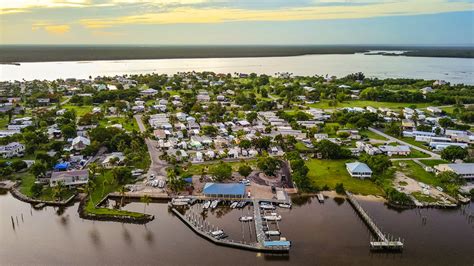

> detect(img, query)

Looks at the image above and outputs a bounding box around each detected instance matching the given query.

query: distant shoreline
[0,45,473,63]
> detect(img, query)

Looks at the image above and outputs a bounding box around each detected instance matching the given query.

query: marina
[170,199,291,253]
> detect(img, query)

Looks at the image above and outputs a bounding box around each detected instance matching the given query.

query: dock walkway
[346,192,404,251]
[170,204,289,253]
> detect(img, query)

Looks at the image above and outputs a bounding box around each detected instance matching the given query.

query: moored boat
[278,203,292,209]
[203,200,211,209]
[265,230,281,236]
[263,215,282,221]
[239,216,253,222]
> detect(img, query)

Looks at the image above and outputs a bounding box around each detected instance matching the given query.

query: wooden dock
[346,192,404,251]
[170,201,290,253]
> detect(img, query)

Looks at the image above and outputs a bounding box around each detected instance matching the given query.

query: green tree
[257,155,280,176]
[441,146,469,162]
[335,183,345,194]
[246,112,258,124]
[238,165,252,177]
[211,161,232,182]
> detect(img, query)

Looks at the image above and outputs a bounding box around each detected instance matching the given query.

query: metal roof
[346,162,373,174]
[203,183,245,196]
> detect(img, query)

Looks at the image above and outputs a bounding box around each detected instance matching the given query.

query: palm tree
[118,185,127,207]
[88,162,99,179]
[84,181,96,206]
[53,181,65,202]
[140,195,152,214]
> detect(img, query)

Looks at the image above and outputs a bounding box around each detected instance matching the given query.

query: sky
[0,0,473,45]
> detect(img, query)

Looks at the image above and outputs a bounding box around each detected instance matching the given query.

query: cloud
[79,0,474,28]
[32,22,71,34]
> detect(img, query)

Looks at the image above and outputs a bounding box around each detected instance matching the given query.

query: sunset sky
[1,0,473,45]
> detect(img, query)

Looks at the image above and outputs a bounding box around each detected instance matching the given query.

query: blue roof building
[203,183,245,198]
[54,162,70,171]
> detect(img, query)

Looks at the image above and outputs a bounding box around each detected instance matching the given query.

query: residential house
[72,136,91,150]
[434,163,474,181]
[346,162,373,179]
[0,142,25,158]
[50,169,89,187]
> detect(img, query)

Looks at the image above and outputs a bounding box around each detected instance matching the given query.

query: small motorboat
[239,216,253,222]
[260,204,275,210]
[171,199,188,206]
[203,201,211,209]
[230,202,238,209]
[210,200,220,209]
[263,215,282,221]
[317,193,324,203]
[278,203,292,209]
[211,230,227,239]
[265,230,281,236]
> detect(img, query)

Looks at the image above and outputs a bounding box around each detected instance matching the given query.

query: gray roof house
[346,162,373,179]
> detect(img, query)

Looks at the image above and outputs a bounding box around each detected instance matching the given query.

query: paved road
[368,127,441,159]
[134,114,168,178]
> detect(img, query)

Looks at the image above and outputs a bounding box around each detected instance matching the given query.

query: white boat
[171,199,188,206]
[260,204,275,210]
[158,180,165,188]
[173,198,191,203]
[211,230,227,239]
[317,193,324,203]
[230,202,238,208]
[239,216,253,222]
[210,200,220,209]
[263,215,282,221]
[203,201,211,209]
[265,230,281,236]
[278,203,292,209]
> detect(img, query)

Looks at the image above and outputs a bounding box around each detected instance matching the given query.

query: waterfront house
[50,169,89,187]
[434,163,474,181]
[346,162,373,179]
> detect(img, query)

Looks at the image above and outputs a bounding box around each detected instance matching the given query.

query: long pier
[346,192,404,251]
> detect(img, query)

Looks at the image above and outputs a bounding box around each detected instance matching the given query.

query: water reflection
[333,197,345,205]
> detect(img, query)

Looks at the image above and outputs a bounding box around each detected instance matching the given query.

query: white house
[50,169,89,187]
[0,142,25,158]
[434,163,474,181]
[102,152,126,168]
[379,145,411,156]
[346,162,373,179]
[71,136,91,150]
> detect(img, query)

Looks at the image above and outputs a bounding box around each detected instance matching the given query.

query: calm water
[1,54,473,84]
[1,191,473,265]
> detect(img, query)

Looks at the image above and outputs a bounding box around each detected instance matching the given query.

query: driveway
[134,114,168,178]
[368,127,441,159]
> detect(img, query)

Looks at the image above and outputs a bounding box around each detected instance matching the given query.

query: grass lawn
[411,192,438,203]
[395,161,441,187]
[308,100,433,110]
[0,116,9,129]
[100,117,139,132]
[360,129,388,141]
[295,142,311,152]
[183,159,257,176]
[85,171,146,218]
[63,104,93,117]
[16,172,75,201]
[305,159,384,196]
[419,159,448,167]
